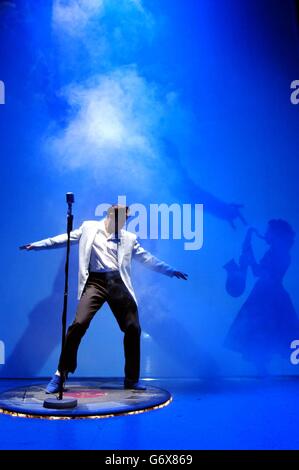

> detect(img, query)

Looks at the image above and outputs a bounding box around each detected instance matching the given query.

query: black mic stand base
[43,397,78,410]
[43,372,77,409]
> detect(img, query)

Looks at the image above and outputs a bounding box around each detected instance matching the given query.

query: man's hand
[19,244,34,251]
[173,271,188,280]
[226,203,247,229]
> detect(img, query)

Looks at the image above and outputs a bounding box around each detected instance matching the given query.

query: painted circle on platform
[0,379,172,419]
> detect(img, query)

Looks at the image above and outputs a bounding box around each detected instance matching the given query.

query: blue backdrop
[0,0,299,378]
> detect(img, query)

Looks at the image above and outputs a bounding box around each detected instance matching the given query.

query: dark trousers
[58,271,141,382]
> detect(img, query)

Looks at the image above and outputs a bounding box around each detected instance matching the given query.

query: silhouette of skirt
[224,279,299,361]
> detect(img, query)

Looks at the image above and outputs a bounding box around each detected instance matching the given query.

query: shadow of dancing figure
[224,219,298,376]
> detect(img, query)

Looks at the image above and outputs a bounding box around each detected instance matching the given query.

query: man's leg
[58,276,107,374]
[108,276,141,384]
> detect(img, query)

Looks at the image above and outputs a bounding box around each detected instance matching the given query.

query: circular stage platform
[0,379,172,419]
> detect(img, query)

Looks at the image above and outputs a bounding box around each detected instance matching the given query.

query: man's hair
[107,204,130,218]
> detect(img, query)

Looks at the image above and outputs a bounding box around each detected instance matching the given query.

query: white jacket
[31,219,176,304]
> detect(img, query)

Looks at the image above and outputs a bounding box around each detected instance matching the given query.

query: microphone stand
[43,193,77,410]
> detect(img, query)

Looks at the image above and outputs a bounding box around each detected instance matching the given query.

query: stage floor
[0,379,171,418]
[0,377,299,449]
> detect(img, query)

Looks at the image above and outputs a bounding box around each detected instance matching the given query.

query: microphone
[66,192,74,205]
[66,192,74,232]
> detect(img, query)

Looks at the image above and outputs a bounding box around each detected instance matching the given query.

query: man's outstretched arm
[132,238,188,280]
[19,224,84,251]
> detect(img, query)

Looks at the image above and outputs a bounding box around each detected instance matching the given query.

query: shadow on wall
[1,150,248,378]
[137,273,221,377]
[224,219,298,376]
[1,254,78,377]
[3,218,298,378]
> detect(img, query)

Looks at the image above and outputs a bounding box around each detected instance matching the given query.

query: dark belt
[88,270,120,278]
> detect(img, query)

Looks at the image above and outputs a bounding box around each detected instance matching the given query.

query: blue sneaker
[45,374,64,394]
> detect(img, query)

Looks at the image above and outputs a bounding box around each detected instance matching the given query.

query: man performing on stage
[22,204,188,392]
